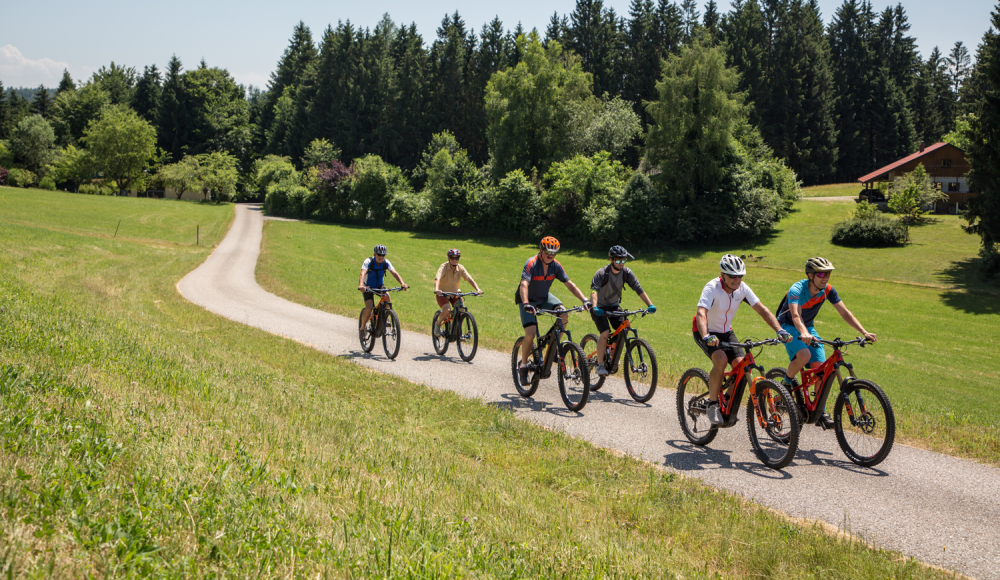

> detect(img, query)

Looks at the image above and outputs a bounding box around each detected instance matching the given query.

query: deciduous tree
[83,104,157,194]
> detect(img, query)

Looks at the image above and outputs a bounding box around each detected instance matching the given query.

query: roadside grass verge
[800,183,862,197]
[0,190,957,576]
[257,202,998,466]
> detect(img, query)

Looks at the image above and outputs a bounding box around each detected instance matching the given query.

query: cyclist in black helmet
[359,244,408,337]
[589,246,656,377]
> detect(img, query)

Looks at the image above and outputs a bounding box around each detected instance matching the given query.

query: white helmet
[719,254,746,276]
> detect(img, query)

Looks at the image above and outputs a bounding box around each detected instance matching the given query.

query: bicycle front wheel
[557,342,590,412]
[382,309,401,359]
[358,308,376,353]
[834,379,895,467]
[456,312,478,362]
[579,334,606,391]
[746,379,800,470]
[510,337,540,397]
[431,310,449,356]
[624,338,658,403]
[676,368,718,446]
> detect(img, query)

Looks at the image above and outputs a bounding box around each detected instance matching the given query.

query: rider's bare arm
[564,280,589,304]
[358,269,368,291]
[519,279,530,305]
[638,291,653,307]
[788,303,813,343]
[751,302,783,334]
[833,301,876,342]
[695,307,710,338]
[391,269,408,289]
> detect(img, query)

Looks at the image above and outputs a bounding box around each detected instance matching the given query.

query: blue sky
[1,0,994,89]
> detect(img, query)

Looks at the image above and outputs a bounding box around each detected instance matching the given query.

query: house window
[942,159,953,168]
[948,182,960,192]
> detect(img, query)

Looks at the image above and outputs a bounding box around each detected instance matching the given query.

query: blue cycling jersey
[362,256,395,288]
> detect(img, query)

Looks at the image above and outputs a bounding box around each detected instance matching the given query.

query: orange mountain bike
[766,337,895,467]
[677,338,801,470]
[580,308,658,402]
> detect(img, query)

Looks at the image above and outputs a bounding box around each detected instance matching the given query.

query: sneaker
[707,401,724,425]
[818,412,835,430]
[359,325,368,341]
[596,363,609,376]
[780,375,799,388]
[518,364,530,386]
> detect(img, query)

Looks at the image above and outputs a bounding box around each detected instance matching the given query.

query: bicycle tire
[834,379,895,467]
[358,308,376,353]
[746,379,800,470]
[510,337,540,397]
[765,367,806,426]
[431,310,449,356]
[382,309,401,360]
[456,312,478,362]
[579,333,606,391]
[676,368,718,445]
[557,341,590,412]
[624,338,658,403]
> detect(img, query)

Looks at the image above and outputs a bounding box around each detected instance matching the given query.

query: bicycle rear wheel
[510,337,540,397]
[746,379,800,470]
[624,338,658,403]
[557,342,590,412]
[431,310,449,356]
[456,312,478,362]
[358,308,376,353]
[834,379,895,467]
[676,368,718,446]
[579,334,606,391]
[382,309,401,359]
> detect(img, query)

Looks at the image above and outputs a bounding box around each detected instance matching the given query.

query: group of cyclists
[358,236,877,429]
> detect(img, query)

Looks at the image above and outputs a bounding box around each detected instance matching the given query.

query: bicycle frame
[532,308,582,380]
[790,339,860,425]
[716,342,771,428]
[367,287,401,338]
[595,310,646,373]
[437,291,478,342]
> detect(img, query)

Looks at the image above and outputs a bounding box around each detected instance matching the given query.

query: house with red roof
[857,142,974,214]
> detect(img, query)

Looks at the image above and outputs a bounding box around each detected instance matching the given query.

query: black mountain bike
[580,308,658,402]
[358,287,404,359]
[510,306,591,412]
[431,291,480,362]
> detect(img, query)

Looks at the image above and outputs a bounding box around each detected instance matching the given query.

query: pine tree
[392,23,430,167]
[262,22,317,141]
[624,0,660,128]
[0,82,9,141]
[428,12,470,143]
[156,55,190,162]
[655,0,684,55]
[132,65,162,123]
[703,0,720,38]
[545,12,568,46]
[829,0,876,181]
[947,41,972,95]
[680,0,701,43]
[56,70,75,95]
[31,85,53,119]
[567,0,624,97]
[721,0,767,127]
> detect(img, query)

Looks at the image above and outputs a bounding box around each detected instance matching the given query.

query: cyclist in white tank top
[693,254,791,425]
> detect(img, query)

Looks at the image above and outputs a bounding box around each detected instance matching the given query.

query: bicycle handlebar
[364,286,404,294]
[535,306,588,316]
[719,338,781,350]
[435,291,481,297]
[809,336,870,348]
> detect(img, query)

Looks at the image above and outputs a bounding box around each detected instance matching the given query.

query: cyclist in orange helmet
[513,236,591,386]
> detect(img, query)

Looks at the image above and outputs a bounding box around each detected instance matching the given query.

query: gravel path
[178,205,999,579]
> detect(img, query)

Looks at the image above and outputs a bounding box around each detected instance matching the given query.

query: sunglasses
[724,274,744,279]
[613,259,627,265]
[813,272,830,278]
[449,257,460,261]
[543,251,558,257]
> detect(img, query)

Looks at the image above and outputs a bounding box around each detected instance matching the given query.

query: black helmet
[609,245,634,260]
[374,244,387,256]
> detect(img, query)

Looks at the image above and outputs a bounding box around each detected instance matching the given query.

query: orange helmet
[540,236,561,254]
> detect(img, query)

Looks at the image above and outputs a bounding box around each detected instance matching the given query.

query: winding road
[178,204,999,579]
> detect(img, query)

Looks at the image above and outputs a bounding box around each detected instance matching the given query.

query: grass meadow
[258,198,999,466]
[799,183,864,197]
[0,186,961,577]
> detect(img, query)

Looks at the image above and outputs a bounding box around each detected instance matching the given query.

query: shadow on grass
[937,257,1000,315]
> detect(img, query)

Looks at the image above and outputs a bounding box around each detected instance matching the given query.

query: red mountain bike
[766,337,895,467]
[677,338,801,470]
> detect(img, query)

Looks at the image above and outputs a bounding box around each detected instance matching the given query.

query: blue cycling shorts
[781,323,826,364]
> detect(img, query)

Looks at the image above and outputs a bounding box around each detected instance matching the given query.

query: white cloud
[0,44,81,88]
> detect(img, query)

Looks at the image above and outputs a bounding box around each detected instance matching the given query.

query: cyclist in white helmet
[693,254,791,425]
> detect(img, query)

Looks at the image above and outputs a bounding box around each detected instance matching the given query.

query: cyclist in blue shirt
[776,257,877,429]
[358,244,409,338]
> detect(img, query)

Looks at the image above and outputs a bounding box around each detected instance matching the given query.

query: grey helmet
[805,256,835,274]
[719,254,746,276]
[373,244,388,256]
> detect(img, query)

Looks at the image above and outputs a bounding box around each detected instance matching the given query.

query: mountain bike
[358,287,404,359]
[677,338,801,469]
[580,308,658,402]
[431,291,481,361]
[765,337,895,467]
[510,306,591,412]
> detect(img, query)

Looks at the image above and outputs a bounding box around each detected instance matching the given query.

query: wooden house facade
[857,142,974,214]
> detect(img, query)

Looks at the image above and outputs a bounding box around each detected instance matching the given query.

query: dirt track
[178,204,1000,579]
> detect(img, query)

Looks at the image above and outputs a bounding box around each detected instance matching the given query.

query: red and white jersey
[692,276,760,334]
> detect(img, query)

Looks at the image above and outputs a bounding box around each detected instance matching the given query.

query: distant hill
[6,87,56,101]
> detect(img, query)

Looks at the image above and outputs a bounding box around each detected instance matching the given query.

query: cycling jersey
[692,276,760,334]
[361,256,395,288]
[435,262,476,293]
[590,264,643,308]
[775,279,841,327]
[514,255,569,305]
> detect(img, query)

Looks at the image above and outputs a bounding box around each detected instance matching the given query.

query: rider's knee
[599,331,610,340]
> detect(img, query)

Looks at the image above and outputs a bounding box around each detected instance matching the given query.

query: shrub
[831,215,909,247]
[349,155,413,221]
[615,174,663,247]
[851,200,881,220]
[315,160,356,218]
[39,176,56,190]
[7,168,38,188]
[0,167,8,186]
[887,164,947,223]
[79,183,116,196]
[386,190,433,229]
[478,170,543,237]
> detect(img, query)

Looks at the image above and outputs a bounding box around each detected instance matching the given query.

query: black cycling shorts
[591,307,625,335]
[693,330,741,364]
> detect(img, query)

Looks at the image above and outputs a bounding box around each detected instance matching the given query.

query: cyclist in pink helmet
[433,248,483,334]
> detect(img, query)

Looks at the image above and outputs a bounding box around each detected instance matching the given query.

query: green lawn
[800,182,863,197]
[0,189,956,577]
[258,199,999,465]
